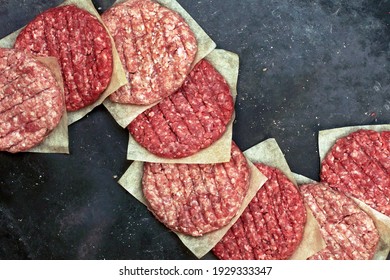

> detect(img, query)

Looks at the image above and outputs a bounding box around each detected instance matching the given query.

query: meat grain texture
[321,129,390,216]
[213,163,306,260]
[142,142,250,236]
[102,0,198,105]
[15,5,113,111]
[0,48,64,153]
[129,59,234,159]
[300,183,379,260]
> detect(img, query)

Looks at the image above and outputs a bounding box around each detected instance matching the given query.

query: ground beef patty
[14,5,113,112]
[142,142,250,236]
[300,183,379,260]
[213,163,306,260]
[0,48,64,153]
[129,59,233,158]
[102,0,197,105]
[321,129,390,216]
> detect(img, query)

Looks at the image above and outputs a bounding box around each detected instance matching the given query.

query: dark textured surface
[0,0,389,260]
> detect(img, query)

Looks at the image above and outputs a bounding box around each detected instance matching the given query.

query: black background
[0,0,389,259]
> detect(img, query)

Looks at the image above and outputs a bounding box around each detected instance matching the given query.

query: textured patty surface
[15,5,113,111]
[300,183,379,260]
[102,0,197,105]
[213,163,306,260]
[142,142,250,236]
[129,59,233,158]
[321,129,390,216]
[0,48,64,153]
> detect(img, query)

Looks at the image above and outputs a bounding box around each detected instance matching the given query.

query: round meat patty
[102,0,198,105]
[212,163,306,260]
[142,142,250,236]
[0,48,64,153]
[320,129,390,216]
[14,5,113,111]
[300,183,379,260]
[129,59,234,159]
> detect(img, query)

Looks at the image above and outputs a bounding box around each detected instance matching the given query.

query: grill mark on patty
[176,164,200,233]
[142,142,249,236]
[144,107,178,147]
[198,61,231,120]
[0,76,40,107]
[322,155,377,207]
[321,130,390,215]
[353,132,390,175]
[129,59,233,158]
[301,183,379,260]
[213,164,306,260]
[168,92,205,147]
[302,187,356,259]
[0,86,51,118]
[103,0,196,105]
[186,66,225,126]
[341,138,390,199]
[15,5,112,111]
[313,192,365,259]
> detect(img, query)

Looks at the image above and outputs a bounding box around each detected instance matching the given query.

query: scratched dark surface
[0,0,389,259]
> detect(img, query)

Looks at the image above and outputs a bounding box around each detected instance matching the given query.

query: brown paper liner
[318,124,390,260]
[126,49,238,164]
[0,0,128,125]
[118,158,267,259]
[103,0,217,128]
[243,139,326,259]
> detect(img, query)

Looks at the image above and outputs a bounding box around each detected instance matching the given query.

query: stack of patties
[304,126,390,260]
[289,126,390,260]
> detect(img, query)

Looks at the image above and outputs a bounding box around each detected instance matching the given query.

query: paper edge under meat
[125,49,238,164]
[318,124,390,260]
[0,0,128,125]
[20,57,69,154]
[103,0,217,128]
[118,158,267,259]
[243,138,325,260]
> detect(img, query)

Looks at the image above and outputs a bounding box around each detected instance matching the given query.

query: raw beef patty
[142,142,250,236]
[102,0,197,105]
[213,163,306,260]
[15,5,113,111]
[129,59,233,159]
[321,129,390,216]
[0,48,64,153]
[301,183,379,260]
